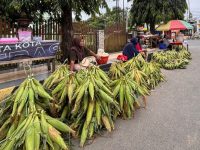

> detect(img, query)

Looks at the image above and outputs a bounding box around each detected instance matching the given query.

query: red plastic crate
[97,55,109,65]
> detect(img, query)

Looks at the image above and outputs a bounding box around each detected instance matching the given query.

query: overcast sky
[78,0,200,20]
[189,0,200,18]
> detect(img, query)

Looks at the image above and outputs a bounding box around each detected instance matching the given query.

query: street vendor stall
[156,20,193,51]
[142,34,160,48]
[156,20,193,40]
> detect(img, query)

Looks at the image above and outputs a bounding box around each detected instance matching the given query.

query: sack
[79,57,96,67]
[74,64,85,71]
[73,57,96,71]
[80,58,90,67]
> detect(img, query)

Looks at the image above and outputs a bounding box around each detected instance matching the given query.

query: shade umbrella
[156,20,193,31]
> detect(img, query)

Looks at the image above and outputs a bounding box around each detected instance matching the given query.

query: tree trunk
[60,5,73,62]
[150,21,155,34]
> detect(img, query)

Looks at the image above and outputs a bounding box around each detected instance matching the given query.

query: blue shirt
[159,43,167,49]
[123,38,139,60]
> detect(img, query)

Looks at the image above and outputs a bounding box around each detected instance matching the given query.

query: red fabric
[117,55,128,61]
[170,42,183,45]
[136,43,142,52]
[96,56,109,65]
[170,20,187,30]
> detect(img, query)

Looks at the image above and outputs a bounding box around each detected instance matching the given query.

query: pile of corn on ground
[0,48,191,149]
[152,48,191,70]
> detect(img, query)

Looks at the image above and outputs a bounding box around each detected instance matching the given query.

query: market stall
[156,20,193,41]
[169,41,184,50]
[142,34,160,48]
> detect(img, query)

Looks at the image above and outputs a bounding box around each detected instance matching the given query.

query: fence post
[97,30,105,53]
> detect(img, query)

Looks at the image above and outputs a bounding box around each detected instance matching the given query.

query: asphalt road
[75,40,200,150]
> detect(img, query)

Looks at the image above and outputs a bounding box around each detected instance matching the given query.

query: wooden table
[170,42,183,46]
[170,42,183,50]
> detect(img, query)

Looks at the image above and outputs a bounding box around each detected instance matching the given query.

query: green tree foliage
[87,7,125,29]
[130,0,188,33]
[0,0,108,60]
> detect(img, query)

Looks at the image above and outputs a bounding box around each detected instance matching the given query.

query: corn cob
[48,124,69,150]
[45,115,75,134]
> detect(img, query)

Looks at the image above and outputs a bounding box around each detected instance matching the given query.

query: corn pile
[109,62,126,80]
[0,76,74,150]
[142,62,165,89]
[153,48,191,70]
[43,66,118,147]
[124,54,147,71]
[0,53,166,149]
[47,74,77,117]
[110,54,165,91]
[111,75,148,118]
[69,66,118,147]
[43,65,69,89]
[109,54,164,118]
[124,54,165,89]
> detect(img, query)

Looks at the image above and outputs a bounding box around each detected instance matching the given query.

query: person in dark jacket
[122,37,139,60]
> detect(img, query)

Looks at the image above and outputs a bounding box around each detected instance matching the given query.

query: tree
[1,0,108,60]
[130,0,188,33]
[87,7,126,29]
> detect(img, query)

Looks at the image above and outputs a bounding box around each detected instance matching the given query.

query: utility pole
[126,7,129,42]
[126,8,129,33]
[187,0,191,21]
[123,0,125,22]
[115,0,120,30]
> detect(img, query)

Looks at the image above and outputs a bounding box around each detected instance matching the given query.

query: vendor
[163,35,172,49]
[122,37,139,60]
[159,40,167,50]
[69,37,100,71]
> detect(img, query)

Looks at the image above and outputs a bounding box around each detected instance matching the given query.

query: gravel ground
[74,40,200,150]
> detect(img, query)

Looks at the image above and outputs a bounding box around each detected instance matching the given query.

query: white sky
[76,0,132,20]
[189,0,200,18]
[78,0,200,20]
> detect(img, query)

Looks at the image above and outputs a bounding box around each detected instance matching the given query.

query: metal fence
[0,17,127,54]
[0,18,98,52]
[104,23,126,52]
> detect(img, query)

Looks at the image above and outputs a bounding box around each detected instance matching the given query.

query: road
[75,40,200,150]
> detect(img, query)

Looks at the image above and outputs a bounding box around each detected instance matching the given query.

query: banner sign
[0,41,59,61]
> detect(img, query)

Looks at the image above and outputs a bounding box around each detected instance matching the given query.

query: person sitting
[68,37,100,71]
[163,35,172,49]
[135,37,147,58]
[159,40,167,50]
[122,37,139,60]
